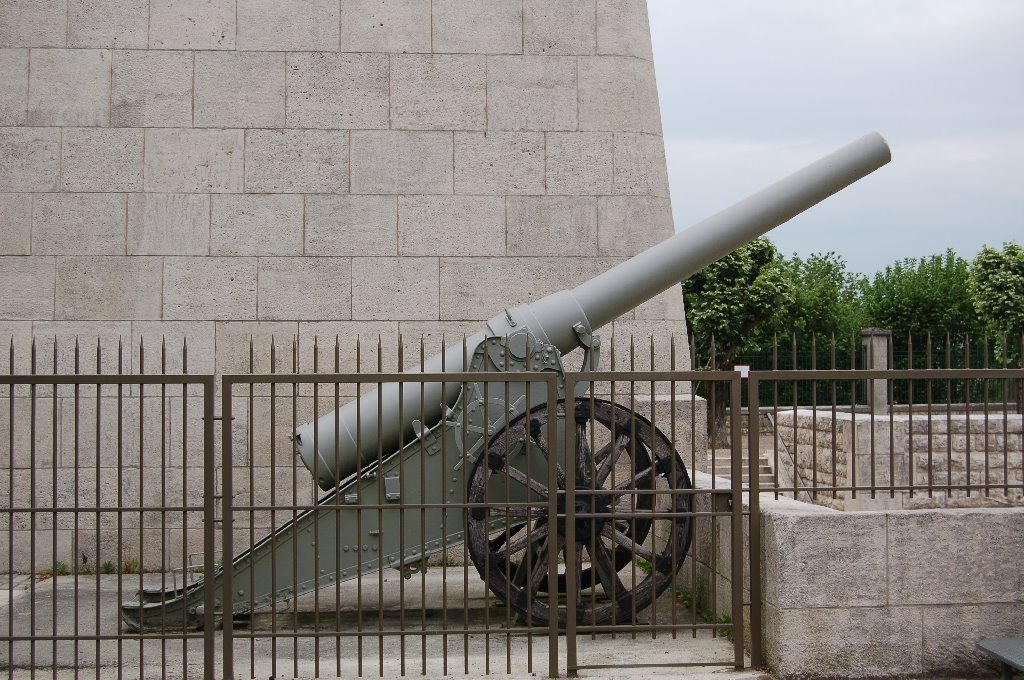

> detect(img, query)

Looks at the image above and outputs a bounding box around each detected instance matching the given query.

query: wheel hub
[554,487,611,543]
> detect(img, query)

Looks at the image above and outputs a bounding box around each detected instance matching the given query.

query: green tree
[970,242,1024,410]
[860,249,981,348]
[776,252,866,345]
[682,238,793,432]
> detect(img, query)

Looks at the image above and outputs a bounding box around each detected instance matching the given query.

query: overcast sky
[648,0,1024,276]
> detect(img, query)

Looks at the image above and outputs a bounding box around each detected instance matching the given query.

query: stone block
[351,258,439,321]
[0,395,56,469]
[439,257,618,320]
[887,508,1023,604]
[340,0,431,53]
[164,257,257,321]
[394,320,481,369]
[55,257,161,320]
[257,258,352,321]
[0,127,59,191]
[0,256,54,319]
[245,129,348,194]
[0,0,66,47]
[29,320,134,379]
[454,132,544,195]
[214,320,299,375]
[507,196,597,257]
[127,194,210,256]
[144,129,243,193]
[32,193,127,255]
[149,0,235,50]
[764,602,924,679]
[398,196,505,256]
[194,52,285,128]
[111,50,193,127]
[545,132,612,195]
[27,49,110,126]
[210,194,303,256]
[432,0,522,54]
[0,193,31,255]
[286,52,388,130]
[598,196,672,256]
[68,0,147,48]
[601,318,688,370]
[921,603,1024,676]
[238,0,339,51]
[761,506,886,609]
[0,49,28,125]
[131,320,216,377]
[487,56,577,131]
[524,0,596,56]
[634,288,686,322]
[61,127,143,192]
[297,320,400,378]
[390,54,486,131]
[596,0,653,60]
[613,132,669,197]
[351,131,453,195]
[579,56,661,134]
[305,195,398,256]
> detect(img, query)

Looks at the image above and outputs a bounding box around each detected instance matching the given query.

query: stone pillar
[860,328,891,413]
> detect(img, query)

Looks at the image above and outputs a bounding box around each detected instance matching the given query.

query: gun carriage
[121,133,891,631]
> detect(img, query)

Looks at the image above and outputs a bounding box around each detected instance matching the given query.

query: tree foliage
[774,252,865,343]
[971,242,1024,341]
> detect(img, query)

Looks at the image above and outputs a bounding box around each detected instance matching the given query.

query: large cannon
[122,132,891,630]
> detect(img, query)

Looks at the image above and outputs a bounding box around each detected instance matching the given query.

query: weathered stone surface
[596,0,654,60]
[433,0,522,54]
[613,132,669,197]
[195,52,285,128]
[545,131,612,195]
[888,508,1024,604]
[131,320,216,376]
[598,196,672,256]
[454,132,544,195]
[507,196,597,256]
[28,49,111,126]
[0,49,28,125]
[32,193,127,255]
[761,505,887,608]
[439,257,618,320]
[111,50,193,127]
[0,128,57,191]
[351,258,439,321]
[238,0,339,51]
[340,0,431,53]
[127,193,210,256]
[210,195,303,256]
[297,320,400,376]
[487,56,577,131]
[921,603,1024,676]
[27,320,133,376]
[286,52,388,130]
[398,196,505,256]
[68,0,148,48]
[213,320,298,375]
[634,288,686,322]
[524,0,596,56]
[351,131,453,194]
[390,54,486,131]
[764,602,924,680]
[145,129,243,193]
[149,0,235,50]
[579,56,661,134]
[0,257,54,319]
[61,127,144,192]
[305,195,397,256]
[258,258,352,321]
[55,257,162,320]
[0,0,66,47]
[0,193,31,255]
[164,257,257,320]
[245,129,348,194]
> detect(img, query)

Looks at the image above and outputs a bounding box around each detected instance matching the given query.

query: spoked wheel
[466,398,692,626]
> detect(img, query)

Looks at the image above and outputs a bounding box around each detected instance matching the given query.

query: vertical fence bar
[547,378,560,679]
[729,375,744,669]
[746,373,762,668]
[220,377,233,680]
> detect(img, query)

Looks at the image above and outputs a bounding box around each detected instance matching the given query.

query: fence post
[860,328,891,413]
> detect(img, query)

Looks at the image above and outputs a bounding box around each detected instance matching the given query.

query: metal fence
[1,337,752,679]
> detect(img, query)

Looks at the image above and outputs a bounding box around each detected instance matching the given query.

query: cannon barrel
[295,132,891,488]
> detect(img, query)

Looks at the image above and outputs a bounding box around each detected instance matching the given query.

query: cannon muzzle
[295,132,891,487]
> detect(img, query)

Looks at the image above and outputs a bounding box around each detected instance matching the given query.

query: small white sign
[734,365,750,378]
